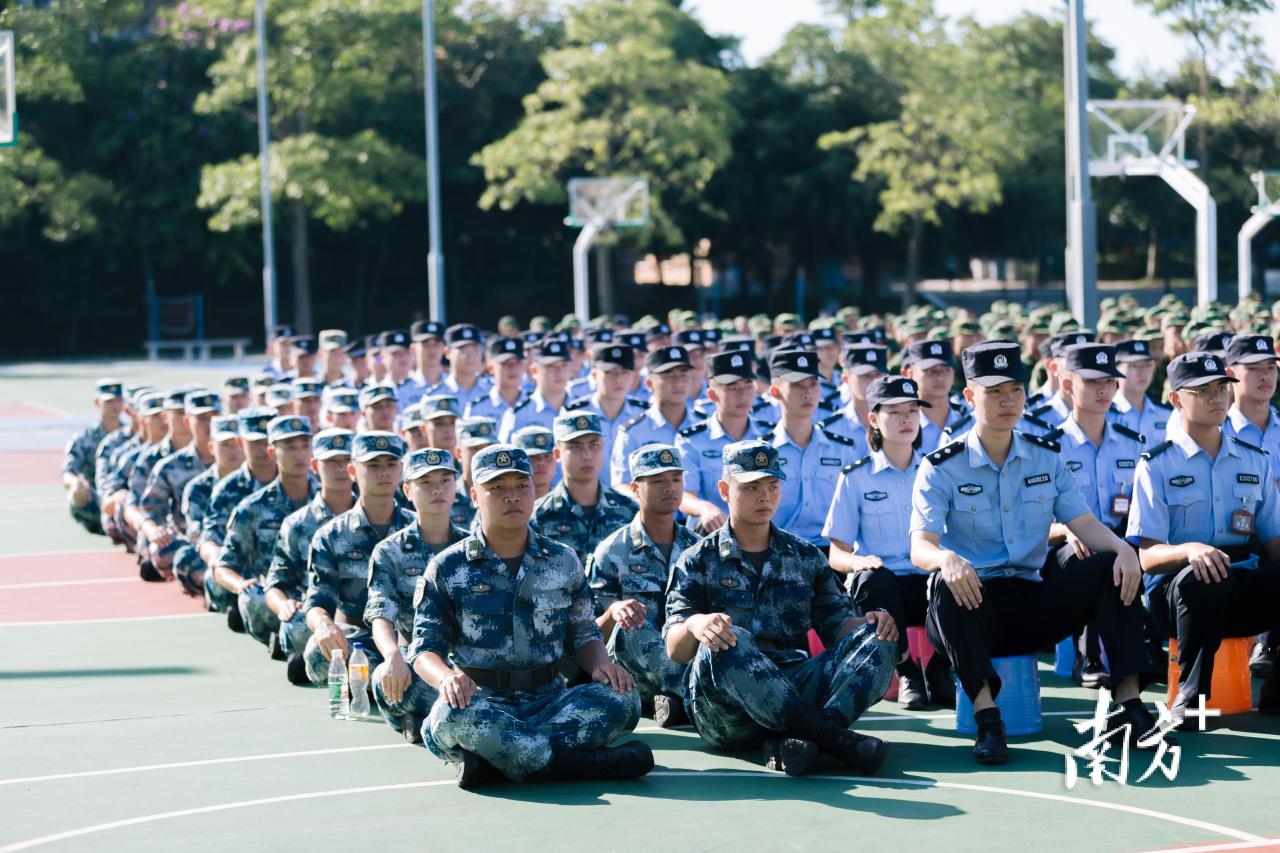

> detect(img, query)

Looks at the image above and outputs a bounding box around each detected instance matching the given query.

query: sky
[686,0,1280,79]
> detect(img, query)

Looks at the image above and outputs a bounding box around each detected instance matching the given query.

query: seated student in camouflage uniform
[664,439,898,778]
[368,448,468,741]
[63,379,125,535]
[125,389,199,576]
[136,391,219,582]
[221,377,252,415]
[94,385,150,546]
[173,416,243,596]
[321,387,361,432]
[360,384,399,433]
[200,408,279,623]
[453,418,497,526]
[408,443,651,787]
[586,444,699,728]
[294,379,324,430]
[302,431,415,685]
[512,425,558,502]
[265,428,355,684]
[398,403,428,451]
[530,413,638,561]
[217,416,320,645]
[100,391,169,552]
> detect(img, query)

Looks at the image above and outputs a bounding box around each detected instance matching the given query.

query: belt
[459,663,559,691]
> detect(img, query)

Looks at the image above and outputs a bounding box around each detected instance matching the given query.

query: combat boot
[456,749,501,789]
[653,693,688,729]
[547,741,654,781]
[762,737,820,776]
[785,705,887,775]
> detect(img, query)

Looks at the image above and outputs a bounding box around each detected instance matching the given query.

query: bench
[143,338,252,362]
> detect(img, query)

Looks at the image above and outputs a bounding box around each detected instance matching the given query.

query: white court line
[1144,839,1280,853]
[0,548,119,561]
[0,744,412,787]
[0,577,135,591]
[0,613,207,628]
[0,769,1261,851]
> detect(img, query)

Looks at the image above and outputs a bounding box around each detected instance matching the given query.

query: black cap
[1047,331,1095,358]
[1063,343,1123,379]
[810,327,836,343]
[709,350,755,384]
[702,328,722,344]
[446,323,481,346]
[868,376,932,410]
[901,339,955,369]
[762,334,785,353]
[591,343,635,371]
[1115,339,1154,363]
[769,349,820,383]
[720,336,754,353]
[674,329,705,350]
[1168,352,1238,390]
[1226,334,1275,365]
[377,329,410,350]
[520,331,542,345]
[645,345,690,373]
[782,331,816,350]
[584,327,614,344]
[615,330,647,351]
[1191,331,1233,355]
[644,323,673,341]
[411,320,445,341]
[532,339,570,364]
[289,335,318,355]
[842,344,888,374]
[962,340,1029,387]
[270,324,295,340]
[487,337,525,362]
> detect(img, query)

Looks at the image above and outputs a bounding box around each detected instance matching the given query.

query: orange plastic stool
[1165,637,1254,715]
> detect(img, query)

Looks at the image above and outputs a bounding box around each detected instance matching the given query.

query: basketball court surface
[3,359,1279,852]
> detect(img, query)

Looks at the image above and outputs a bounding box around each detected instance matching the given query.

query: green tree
[193,0,426,333]
[472,0,739,314]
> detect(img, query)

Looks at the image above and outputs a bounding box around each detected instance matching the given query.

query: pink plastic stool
[885,626,935,701]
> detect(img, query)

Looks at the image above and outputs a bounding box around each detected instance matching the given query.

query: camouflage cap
[420,394,462,420]
[358,383,396,409]
[459,416,498,448]
[293,378,324,399]
[137,392,165,417]
[222,376,251,395]
[630,443,685,478]
[405,447,458,481]
[553,412,603,442]
[237,407,275,440]
[322,386,360,413]
[264,385,293,407]
[318,329,348,351]
[163,389,188,411]
[211,415,240,442]
[722,439,786,483]
[472,443,533,484]
[267,415,312,443]
[352,430,407,463]
[400,403,425,430]
[512,425,554,457]
[95,378,124,401]
[312,428,354,460]
[183,390,221,416]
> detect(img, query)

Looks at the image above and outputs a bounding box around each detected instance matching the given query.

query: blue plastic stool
[955,654,1043,736]
[1054,636,1075,677]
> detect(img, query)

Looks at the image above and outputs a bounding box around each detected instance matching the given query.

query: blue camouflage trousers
[172,543,206,597]
[204,570,237,614]
[69,492,103,535]
[686,622,895,751]
[303,624,381,686]
[278,610,310,657]
[238,584,277,645]
[426,680,641,781]
[372,657,438,738]
[609,623,688,702]
[100,504,134,550]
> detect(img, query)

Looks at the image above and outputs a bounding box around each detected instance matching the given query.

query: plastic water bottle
[348,643,370,720]
[328,649,348,720]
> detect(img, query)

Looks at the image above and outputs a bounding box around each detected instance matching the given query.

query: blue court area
[2,360,1278,853]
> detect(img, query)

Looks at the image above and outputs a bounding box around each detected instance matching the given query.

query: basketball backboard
[1253,170,1280,214]
[566,177,649,228]
[0,31,15,147]
[1086,100,1195,177]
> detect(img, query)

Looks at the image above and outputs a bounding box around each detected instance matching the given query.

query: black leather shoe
[653,693,688,729]
[1251,643,1275,679]
[1073,655,1111,690]
[226,606,246,633]
[457,749,500,789]
[1110,701,1178,751]
[286,653,311,686]
[924,657,956,709]
[402,712,425,745]
[267,631,287,661]
[973,717,1009,765]
[138,558,164,582]
[897,660,928,711]
[1258,675,1280,714]
[548,741,655,781]
[763,737,821,777]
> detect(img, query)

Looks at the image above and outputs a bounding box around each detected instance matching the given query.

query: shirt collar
[1172,428,1238,462]
[964,428,1023,470]
[1227,406,1278,436]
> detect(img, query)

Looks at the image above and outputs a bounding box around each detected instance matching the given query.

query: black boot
[285,653,310,686]
[653,693,688,729]
[138,557,164,582]
[762,737,820,777]
[267,631,287,661]
[785,705,888,775]
[924,655,956,709]
[546,741,654,781]
[456,749,501,789]
[402,712,425,745]
[1259,675,1280,714]
[896,658,928,711]
[226,606,246,633]
[972,707,1008,765]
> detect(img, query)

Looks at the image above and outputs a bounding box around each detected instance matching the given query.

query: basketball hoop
[1239,170,1280,301]
[565,177,650,325]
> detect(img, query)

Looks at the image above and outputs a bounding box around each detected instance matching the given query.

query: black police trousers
[847,568,928,659]
[1148,560,1280,702]
[926,548,1154,702]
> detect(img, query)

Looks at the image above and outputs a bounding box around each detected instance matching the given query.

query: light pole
[1064,0,1098,327]
[423,0,446,323]
[254,0,278,347]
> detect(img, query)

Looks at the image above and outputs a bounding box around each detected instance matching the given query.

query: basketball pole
[1064,0,1098,327]
[254,0,279,348]
[423,0,446,324]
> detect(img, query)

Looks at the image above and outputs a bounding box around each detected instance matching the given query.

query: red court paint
[0,402,66,418]
[0,552,207,623]
[0,452,64,486]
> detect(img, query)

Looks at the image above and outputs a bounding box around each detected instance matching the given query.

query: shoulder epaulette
[1113,423,1145,444]
[927,440,965,465]
[511,397,532,412]
[944,412,973,434]
[750,399,772,412]
[822,391,843,408]
[564,395,591,411]
[626,396,648,408]
[841,455,872,474]
[1232,436,1269,455]
[819,424,855,446]
[679,422,708,439]
[819,413,844,429]
[621,413,647,431]
[1041,427,1065,443]
[1141,439,1173,461]
[751,418,776,430]
[1020,431,1061,452]
[1022,413,1055,431]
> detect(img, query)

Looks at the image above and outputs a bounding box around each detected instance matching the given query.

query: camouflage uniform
[302,503,415,684]
[586,517,700,701]
[530,480,638,561]
[410,527,640,781]
[98,436,146,546]
[366,519,467,736]
[201,464,274,610]
[222,475,320,644]
[665,524,895,750]
[62,422,109,533]
[172,464,222,595]
[137,445,210,574]
[265,494,338,656]
[450,484,477,531]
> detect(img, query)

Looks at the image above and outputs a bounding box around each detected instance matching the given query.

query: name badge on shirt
[958,483,983,496]
[1066,461,1082,472]
[702,449,719,458]
[864,491,888,502]
[1170,475,1195,487]
[1024,473,1051,487]
[1116,459,1135,469]
[1238,474,1261,485]
[820,457,841,466]
[629,563,648,574]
